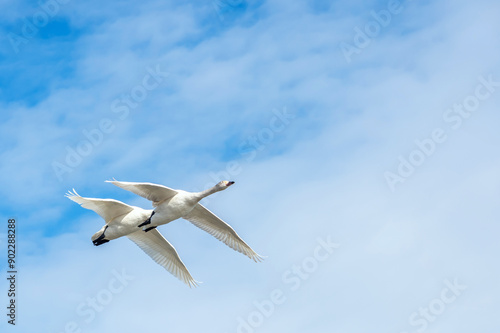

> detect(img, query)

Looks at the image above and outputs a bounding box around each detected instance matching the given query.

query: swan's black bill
[93,225,109,246]
[227,181,235,186]
[93,239,109,246]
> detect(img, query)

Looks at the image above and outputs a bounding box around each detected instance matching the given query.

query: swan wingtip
[253,254,266,262]
[65,188,78,198]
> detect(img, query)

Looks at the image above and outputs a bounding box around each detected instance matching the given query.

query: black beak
[227,181,235,186]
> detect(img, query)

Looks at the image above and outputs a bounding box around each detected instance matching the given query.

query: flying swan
[66,190,199,287]
[106,180,264,262]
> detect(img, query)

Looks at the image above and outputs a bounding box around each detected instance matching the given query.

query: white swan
[106,180,264,262]
[66,189,198,287]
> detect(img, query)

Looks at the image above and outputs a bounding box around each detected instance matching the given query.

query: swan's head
[216,180,235,190]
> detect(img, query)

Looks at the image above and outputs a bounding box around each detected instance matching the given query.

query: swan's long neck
[193,186,220,201]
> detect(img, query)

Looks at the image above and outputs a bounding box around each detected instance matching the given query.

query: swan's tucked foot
[137,220,150,227]
[143,226,157,232]
[138,211,155,227]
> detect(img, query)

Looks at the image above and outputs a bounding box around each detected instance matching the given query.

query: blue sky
[1,0,500,332]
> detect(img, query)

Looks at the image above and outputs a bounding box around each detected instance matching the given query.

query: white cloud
[1,0,500,332]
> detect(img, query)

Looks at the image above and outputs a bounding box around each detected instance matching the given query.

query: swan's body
[106,180,264,262]
[66,190,198,287]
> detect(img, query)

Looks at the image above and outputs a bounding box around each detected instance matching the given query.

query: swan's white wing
[127,229,198,288]
[106,180,178,206]
[66,189,134,224]
[183,204,264,262]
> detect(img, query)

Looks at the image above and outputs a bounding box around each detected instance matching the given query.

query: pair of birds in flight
[66,180,263,287]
